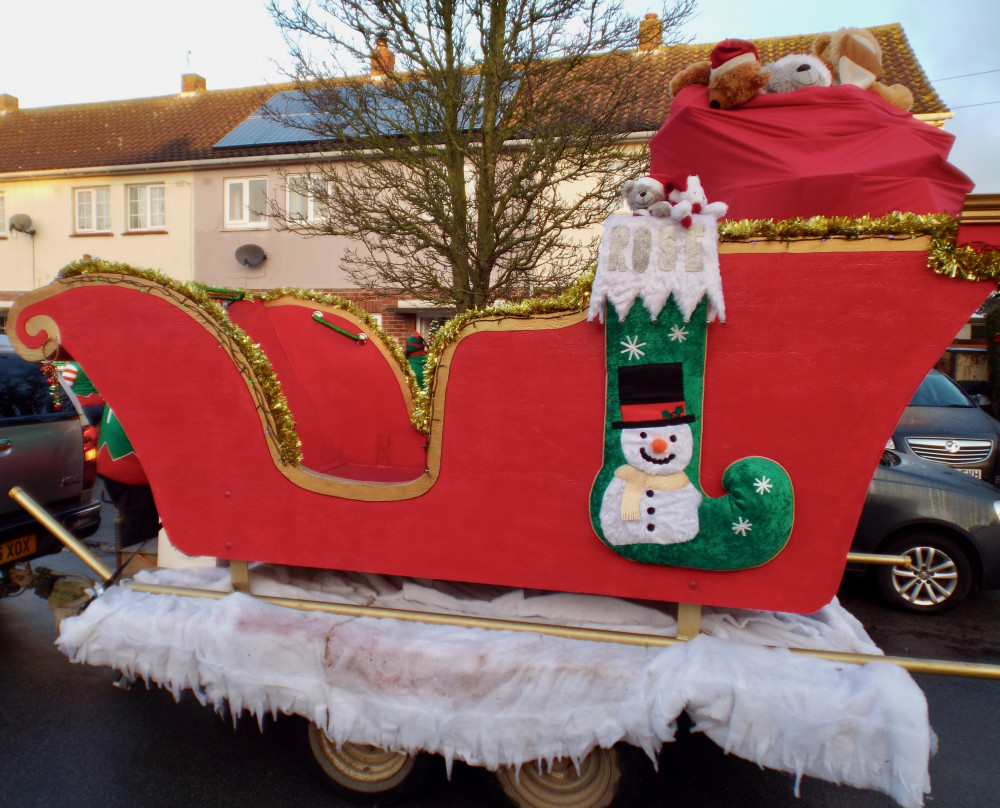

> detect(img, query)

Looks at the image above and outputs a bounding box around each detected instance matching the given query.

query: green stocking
[588,214,793,571]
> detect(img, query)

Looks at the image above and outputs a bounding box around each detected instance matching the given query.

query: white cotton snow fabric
[57,566,932,808]
[588,214,726,324]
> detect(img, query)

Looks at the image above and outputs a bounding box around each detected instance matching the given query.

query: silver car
[889,370,1000,485]
[852,447,1000,613]
[0,335,101,597]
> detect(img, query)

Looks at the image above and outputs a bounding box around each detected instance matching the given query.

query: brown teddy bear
[811,27,913,111]
[668,39,771,110]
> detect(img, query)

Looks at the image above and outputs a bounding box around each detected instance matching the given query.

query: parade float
[8,41,1000,808]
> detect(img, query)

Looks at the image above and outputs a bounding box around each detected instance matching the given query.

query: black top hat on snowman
[612,362,697,429]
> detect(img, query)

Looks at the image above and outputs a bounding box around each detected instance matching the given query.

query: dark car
[889,369,1000,485]
[851,447,1000,613]
[0,336,101,597]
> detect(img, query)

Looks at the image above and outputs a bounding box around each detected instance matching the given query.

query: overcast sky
[2,0,997,191]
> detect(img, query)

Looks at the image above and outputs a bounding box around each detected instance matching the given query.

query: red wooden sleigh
[9,87,997,614]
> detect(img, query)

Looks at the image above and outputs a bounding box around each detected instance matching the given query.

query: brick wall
[314,289,417,346]
[298,288,454,346]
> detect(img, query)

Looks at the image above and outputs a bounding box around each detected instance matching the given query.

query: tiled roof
[0,84,294,174]
[0,24,946,175]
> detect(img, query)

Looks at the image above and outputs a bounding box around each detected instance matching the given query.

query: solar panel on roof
[214,91,325,148]
[214,79,517,150]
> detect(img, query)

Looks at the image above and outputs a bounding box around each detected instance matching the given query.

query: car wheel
[876,534,973,614]
[305,724,439,804]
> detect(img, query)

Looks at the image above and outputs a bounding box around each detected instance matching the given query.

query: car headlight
[885,437,896,450]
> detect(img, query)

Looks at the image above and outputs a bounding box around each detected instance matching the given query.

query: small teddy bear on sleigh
[621,174,728,228]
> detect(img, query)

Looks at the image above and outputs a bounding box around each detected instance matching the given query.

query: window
[75,187,111,233]
[126,184,165,231]
[225,178,268,228]
[286,175,331,224]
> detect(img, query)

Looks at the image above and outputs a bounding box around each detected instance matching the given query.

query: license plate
[0,534,37,564]
[959,468,982,479]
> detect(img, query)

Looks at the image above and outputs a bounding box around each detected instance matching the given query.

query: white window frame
[74,186,112,233]
[286,174,332,225]
[225,177,269,229]
[126,183,165,232]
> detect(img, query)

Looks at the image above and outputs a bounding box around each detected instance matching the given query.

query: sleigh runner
[9,79,1000,807]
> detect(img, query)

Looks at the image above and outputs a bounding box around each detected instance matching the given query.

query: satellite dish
[234,243,266,267]
[8,213,35,235]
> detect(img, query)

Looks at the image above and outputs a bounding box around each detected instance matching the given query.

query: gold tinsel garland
[205,284,418,400]
[58,259,303,467]
[409,271,596,434]
[718,212,1000,282]
[55,213,1000,453]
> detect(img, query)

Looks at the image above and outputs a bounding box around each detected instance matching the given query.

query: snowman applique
[599,362,703,546]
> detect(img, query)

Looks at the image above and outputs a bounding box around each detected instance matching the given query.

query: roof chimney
[0,94,19,114]
[637,13,663,52]
[181,73,207,95]
[370,35,395,77]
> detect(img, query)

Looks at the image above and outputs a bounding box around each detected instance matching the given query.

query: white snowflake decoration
[753,476,773,495]
[732,516,753,536]
[619,335,646,361]
[668,325,688,343]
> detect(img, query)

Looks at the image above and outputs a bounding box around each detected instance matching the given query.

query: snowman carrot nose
[651,437,669,454]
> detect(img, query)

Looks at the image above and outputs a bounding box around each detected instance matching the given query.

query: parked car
[851,447,1000,613]
[0,335,101,597]
[889,369,1000,485]
[956,378,992,409]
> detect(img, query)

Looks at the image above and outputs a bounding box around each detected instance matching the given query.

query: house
[0,21,978,342]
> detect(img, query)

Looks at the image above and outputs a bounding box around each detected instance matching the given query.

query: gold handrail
[125,580,1000,680]
[9,486,113,583]
[846,552,912,567]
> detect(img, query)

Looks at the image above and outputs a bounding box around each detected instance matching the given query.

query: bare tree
[268,0,695,312]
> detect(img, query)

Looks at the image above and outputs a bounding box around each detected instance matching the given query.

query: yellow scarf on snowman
[614,465,691,521]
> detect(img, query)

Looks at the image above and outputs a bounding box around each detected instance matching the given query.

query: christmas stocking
[587,210,794,570]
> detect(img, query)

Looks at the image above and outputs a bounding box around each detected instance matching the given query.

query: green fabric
[97,407,137,461]
[589,298,794,570]
[405,332,427,357]
[56,361,98,397]
[408,355,426,387]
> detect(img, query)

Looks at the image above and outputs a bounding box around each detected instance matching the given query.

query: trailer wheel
[305,724,437,804]
[488,746,636,808]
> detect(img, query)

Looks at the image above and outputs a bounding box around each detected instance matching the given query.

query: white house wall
[193,165,355,291]
[2,159,627,297]
[0,172,196,291]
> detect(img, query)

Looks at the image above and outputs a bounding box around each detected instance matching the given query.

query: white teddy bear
[763,53,833,94]
[667,175,729,228]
